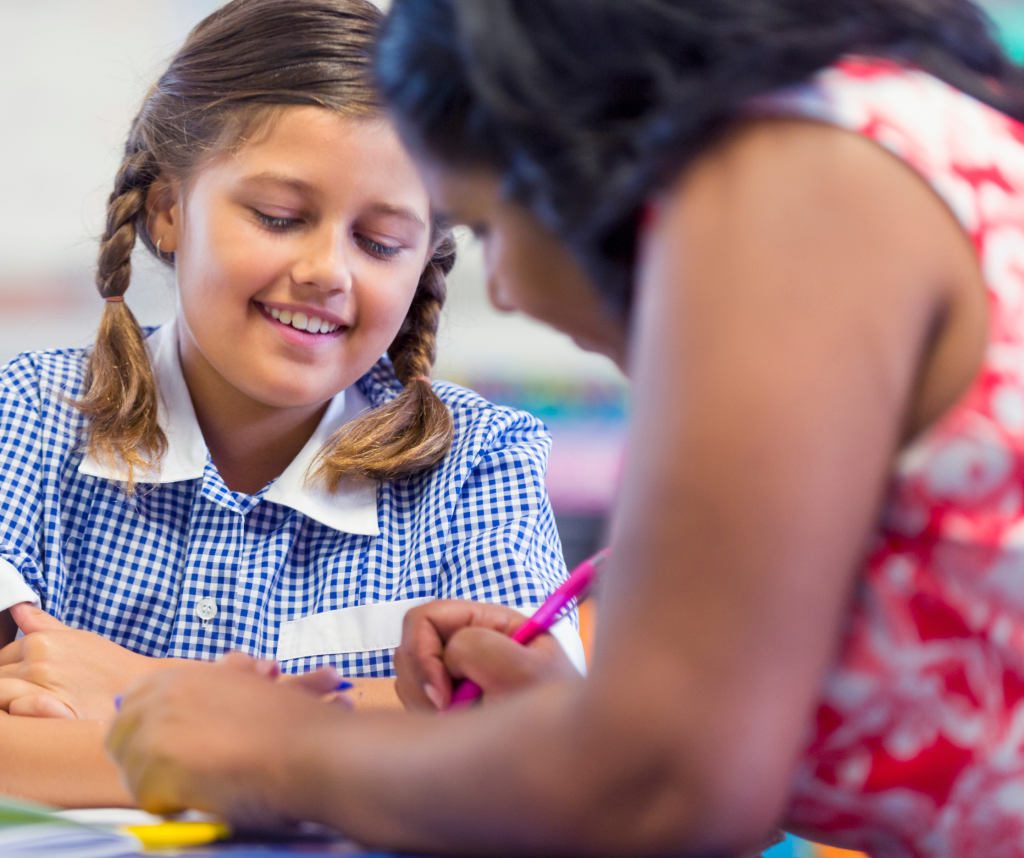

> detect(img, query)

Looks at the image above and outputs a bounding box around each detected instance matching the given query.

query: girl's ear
[145,176,182,254]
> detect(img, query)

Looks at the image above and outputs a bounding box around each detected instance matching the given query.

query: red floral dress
[757,58,1024,857]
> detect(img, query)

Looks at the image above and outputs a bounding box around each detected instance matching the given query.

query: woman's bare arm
[108,119,986,856]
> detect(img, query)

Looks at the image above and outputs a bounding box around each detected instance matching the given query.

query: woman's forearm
[282,680,751,858]
[0,711,132,807]
[284,685,588,855]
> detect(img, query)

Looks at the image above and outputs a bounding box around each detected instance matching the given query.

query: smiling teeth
[267,306,339,333]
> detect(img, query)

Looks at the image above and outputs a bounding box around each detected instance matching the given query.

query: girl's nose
[291,227,352,293]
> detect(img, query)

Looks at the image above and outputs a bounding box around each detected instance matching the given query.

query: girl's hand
[106,656,343,823]
[0,603,166,721]
[393,600,578,712]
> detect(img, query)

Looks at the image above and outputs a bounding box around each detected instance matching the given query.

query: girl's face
[152,107,433,410]
[417,161,628,370]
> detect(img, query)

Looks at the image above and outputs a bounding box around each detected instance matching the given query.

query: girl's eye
[253,210,303,231]
[358,235,402,260]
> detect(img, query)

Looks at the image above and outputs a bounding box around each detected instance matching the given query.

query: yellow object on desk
[124,821,231,849]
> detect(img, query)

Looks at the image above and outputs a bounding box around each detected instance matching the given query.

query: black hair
[377,0,1024,311]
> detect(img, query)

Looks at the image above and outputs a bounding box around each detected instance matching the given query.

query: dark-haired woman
[107,2,1024,855]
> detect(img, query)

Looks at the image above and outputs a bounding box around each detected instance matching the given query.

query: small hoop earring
[156,237,174,262]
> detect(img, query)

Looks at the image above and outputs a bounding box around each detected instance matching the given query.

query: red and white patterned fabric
[757,58,1024,857]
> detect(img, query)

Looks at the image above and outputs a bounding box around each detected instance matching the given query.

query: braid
[389,230,455,383]
[76,139,167,492]
[311,228,457,488]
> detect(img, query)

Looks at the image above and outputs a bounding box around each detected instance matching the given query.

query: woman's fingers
[107,661,338,824]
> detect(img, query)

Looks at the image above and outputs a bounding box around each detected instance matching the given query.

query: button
[195,597,218,622]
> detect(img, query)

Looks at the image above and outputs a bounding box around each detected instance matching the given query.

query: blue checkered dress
[0,325,576,677]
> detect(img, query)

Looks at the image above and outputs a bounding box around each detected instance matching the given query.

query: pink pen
[447,548,610,711]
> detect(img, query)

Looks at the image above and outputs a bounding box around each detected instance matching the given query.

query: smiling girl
[0,0,581,806]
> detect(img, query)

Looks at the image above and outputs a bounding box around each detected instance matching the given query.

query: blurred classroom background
[0,4,1021,857]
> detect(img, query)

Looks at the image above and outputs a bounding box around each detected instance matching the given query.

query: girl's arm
[0,711,132,806]
[345,677,403,711]
[0,605,153,806]
[107,119,986,855]
[1,604,405,716]
[0,604,190,720]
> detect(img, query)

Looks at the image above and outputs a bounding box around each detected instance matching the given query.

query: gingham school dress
[0,320,584,676]
[754,58,1024,856]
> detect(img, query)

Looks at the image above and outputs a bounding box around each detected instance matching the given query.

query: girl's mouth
[255,302,346,337]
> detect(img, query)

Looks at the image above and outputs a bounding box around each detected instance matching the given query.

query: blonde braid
[311,229,457,488]
[76,141,167,491]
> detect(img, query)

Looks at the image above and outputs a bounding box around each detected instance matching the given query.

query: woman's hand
[393,600,578,711]
[0,603,167,720]
[106,655,343,823]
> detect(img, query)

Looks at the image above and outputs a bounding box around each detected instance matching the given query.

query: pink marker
[447,548,610,710]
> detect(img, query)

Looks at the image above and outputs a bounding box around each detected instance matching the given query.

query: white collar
[78,320,380,536]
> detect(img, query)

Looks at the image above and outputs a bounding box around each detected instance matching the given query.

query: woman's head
[378,0,1022,316]
[83,0,456,489]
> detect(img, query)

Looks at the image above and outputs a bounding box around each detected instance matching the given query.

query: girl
[0,0,582,807]
[108,1,1024,856]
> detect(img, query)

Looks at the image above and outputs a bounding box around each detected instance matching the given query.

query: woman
[107,1,1024,855]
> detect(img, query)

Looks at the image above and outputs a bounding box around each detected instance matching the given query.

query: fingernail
[114,695,122,712]
[335,681,354,692]
[424,683,444,710]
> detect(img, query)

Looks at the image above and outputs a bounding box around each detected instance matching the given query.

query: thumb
[9,602,66,634]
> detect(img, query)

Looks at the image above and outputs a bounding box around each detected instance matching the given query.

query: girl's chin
[228,366,347,412]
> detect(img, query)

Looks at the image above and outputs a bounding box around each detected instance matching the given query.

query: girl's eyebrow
[241,171,317,195]
[365,202,427,231]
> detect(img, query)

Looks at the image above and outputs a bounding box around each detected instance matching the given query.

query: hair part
[377,0,1024,312]
[83,0,455,492]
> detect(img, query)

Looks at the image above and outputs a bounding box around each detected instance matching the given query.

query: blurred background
[0,6,1022,854]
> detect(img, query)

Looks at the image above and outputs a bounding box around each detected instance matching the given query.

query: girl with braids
[0,0,582,807]
[104,0,1024,856]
